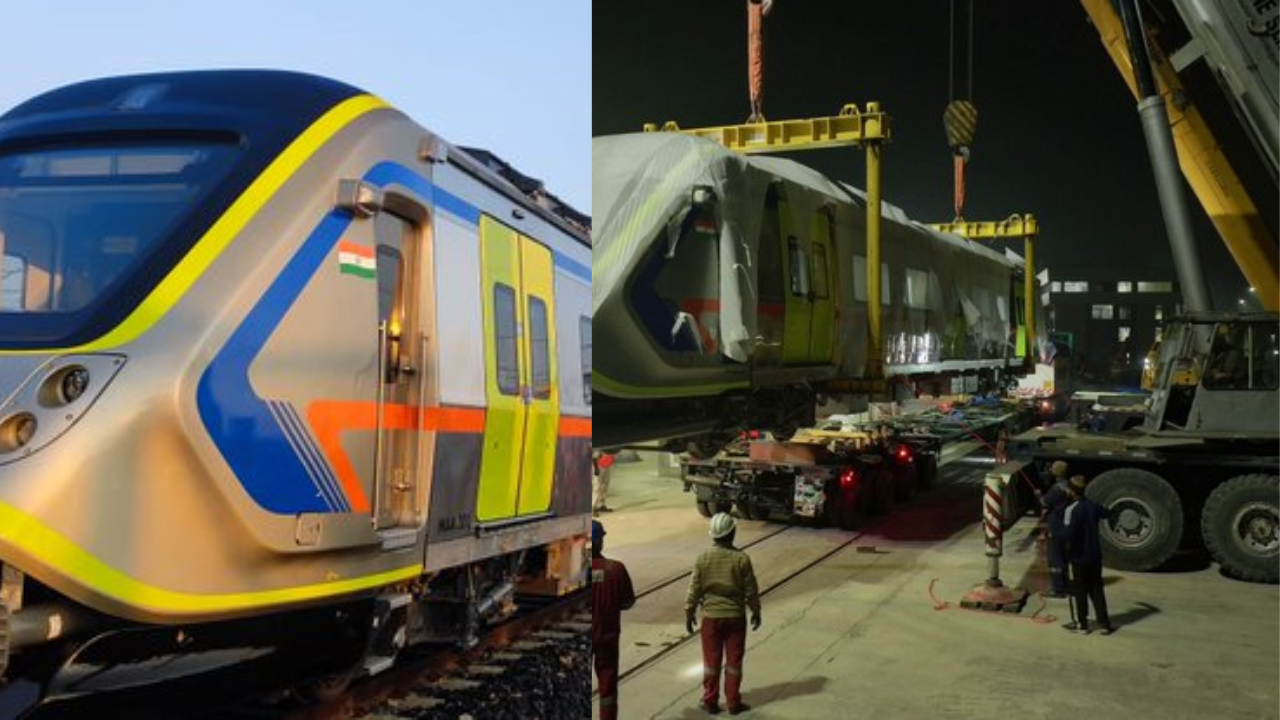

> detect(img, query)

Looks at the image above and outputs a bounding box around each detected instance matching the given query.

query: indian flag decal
[338,240,376,279]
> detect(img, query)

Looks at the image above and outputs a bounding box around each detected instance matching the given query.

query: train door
[779,199,812,364]
[373,211,424,531]
[476,217,558,523]
[807,209,836,363]
[1012,278,1028,361]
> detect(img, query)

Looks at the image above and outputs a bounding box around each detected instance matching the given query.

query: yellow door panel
[779,200,811,364]
[809,212,836,363]
[517,237,558,515]
[477,217,524,522]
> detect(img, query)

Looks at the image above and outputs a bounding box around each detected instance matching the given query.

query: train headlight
[38,365,90,407]
[0,413,37,453]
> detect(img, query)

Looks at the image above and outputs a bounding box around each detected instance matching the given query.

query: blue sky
[0,1,591,213]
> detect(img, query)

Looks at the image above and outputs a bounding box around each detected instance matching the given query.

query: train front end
[0,71,423,709]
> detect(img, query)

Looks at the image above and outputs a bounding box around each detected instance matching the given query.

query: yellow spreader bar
[928,214,1039,240]
[644,103,890,154]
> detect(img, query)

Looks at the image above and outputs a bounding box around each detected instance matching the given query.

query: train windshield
[0,142,234,341]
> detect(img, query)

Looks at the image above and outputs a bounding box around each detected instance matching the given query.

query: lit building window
[1118,304,1132,320]
[1118,325,1131,342]
[1063,281,1089,293]
[1138,281,1173,293]
[1117,281,1132,293]
[1050,281,1061,293]
[1091,304,1114,320]
[1154,305,1163,321]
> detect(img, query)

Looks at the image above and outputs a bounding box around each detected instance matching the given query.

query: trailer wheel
[1087,468,1183,571]
[1201,474,1279,584]
[695,500,713,518]
[916,452,938,492]
[736,499,768,521]
[893,462,918,502]
[869,466,894,516]
[825,481,864,530]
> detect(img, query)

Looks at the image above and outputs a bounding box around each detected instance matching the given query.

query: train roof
[0,71,591,247]
[593,132,1015,312]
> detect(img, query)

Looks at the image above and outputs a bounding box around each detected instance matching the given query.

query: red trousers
[594,639,619,720]
[700,616,748,708]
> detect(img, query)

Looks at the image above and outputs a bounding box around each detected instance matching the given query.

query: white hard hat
[709,512,736,539]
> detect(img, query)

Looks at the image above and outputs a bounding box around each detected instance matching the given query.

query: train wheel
[1088,467,1183,571]
[296,670,354,702]
[1201,474,1279,584]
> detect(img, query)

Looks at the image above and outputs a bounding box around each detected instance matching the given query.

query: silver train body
[593,133,1043,448]
[0,71,591,706]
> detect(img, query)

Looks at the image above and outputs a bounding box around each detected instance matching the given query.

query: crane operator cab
[1146,313,1279,434]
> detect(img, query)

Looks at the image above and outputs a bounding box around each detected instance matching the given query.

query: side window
[1,255,27,310]
[811,244,829,299]
[494,284,519,395]
[528,296,550,400]
[904,267,929,309]
[1253,327,1279,390]
[788,238,809,296]
[852,255,890,305]
[375,244,404,384]
[580,316,592,404]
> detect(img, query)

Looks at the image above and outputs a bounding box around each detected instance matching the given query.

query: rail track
[282,591,590,720]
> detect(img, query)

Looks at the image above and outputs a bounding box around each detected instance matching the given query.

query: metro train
[593,132,1044,450]
[0,71,591,712]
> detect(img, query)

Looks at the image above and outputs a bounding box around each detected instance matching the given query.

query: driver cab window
[629,204,721,358]
[1204,324,1278,391]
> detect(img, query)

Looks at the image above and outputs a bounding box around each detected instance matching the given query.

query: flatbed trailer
[680,423,950,529]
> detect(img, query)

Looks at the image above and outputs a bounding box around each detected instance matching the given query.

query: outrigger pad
[959,580,1029,613]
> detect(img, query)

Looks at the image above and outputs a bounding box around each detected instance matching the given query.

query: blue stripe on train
[197,161,582,513]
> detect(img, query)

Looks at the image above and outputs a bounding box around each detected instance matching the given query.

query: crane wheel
[1201,474,1280,584]
[1088,467,1183,571]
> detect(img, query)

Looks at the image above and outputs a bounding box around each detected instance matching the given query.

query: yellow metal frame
[645,104,891,378]
[929,214,1039,366]
[644,103,890,155]
[1080,0,1278,311]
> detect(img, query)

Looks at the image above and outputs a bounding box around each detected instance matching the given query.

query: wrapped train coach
[0,71,591,713]
[593,132,1044,450]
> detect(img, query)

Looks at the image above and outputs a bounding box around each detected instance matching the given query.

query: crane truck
[1010,0,1279,583]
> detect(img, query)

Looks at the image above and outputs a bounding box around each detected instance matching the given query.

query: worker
[686,512,762,716]
[746,0,774,123]
[593,449,616,515]
[592,520,635,720]
[1039,460,1072,598]
[1062,475,1115,635]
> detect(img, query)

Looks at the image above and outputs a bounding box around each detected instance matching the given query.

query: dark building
[1042,267,1182,389]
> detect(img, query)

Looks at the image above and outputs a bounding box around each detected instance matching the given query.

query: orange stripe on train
[307,401,488,512]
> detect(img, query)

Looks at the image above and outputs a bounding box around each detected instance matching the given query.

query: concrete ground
[593,453,1280,720]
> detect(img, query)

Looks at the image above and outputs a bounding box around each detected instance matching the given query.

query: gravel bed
[367,627,591,720]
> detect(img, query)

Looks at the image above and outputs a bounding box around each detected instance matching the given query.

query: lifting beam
[928,214,1039,367]
[645,105,892,378]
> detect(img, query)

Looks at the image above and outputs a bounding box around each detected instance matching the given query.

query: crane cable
[944,0,978,222]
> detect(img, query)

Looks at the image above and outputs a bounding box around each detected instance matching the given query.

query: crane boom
[1080,0,1279,311]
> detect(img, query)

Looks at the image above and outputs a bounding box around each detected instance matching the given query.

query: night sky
[593,1,1276,310]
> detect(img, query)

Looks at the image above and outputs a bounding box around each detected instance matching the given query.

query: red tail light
[840,467,858,489]
[894,443,913,463]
